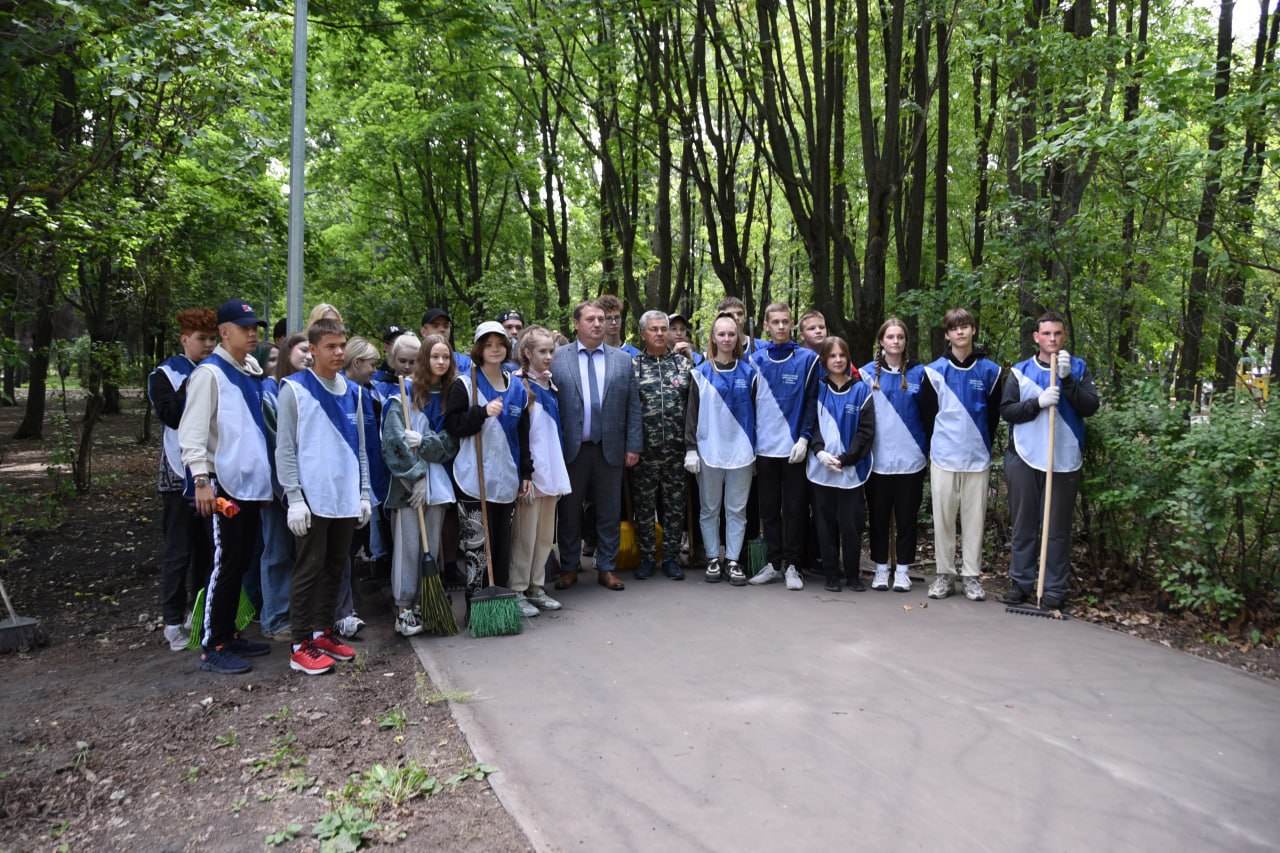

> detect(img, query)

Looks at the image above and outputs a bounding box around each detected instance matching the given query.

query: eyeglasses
[604,315,622,324]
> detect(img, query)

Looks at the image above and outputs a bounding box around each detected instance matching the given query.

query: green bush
[1082,380,1279,622]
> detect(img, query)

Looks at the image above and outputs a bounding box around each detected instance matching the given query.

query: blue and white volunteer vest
[752,343,817,456]
[1010,356,1087,473]
[923,356,1002,472]
[387,393,457,506]
[356,386,390,503]
[203,352,272,501]
[859,360,928,475]
[151,354,196,478]
[511,376,572,497]
[453,371,520,504]
[283,370,363,518]
[692,359,756,469]
[806,380,873,489]
[261,375,279,404]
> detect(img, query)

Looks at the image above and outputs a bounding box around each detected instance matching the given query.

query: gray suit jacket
[551,343,642,466]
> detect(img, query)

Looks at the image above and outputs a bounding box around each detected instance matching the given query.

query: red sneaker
[290,640,335,675]
[311,631,355,662]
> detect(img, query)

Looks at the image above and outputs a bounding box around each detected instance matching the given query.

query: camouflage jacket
[634,350,693,449]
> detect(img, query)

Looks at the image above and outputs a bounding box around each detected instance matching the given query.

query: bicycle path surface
[412,573,1280,852]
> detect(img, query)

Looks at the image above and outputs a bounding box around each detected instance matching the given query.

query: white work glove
[1057,350,1072,379]
[403,429,423,449]
[816,450,841,471]
[409,478,428,508]
[788,437,809,464]
[357,499,372,528]
[683,450,701,475]
[287,499,312,537]
[1038,386,1061,409]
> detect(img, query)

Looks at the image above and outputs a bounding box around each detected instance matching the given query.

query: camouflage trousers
[633,442,687,562]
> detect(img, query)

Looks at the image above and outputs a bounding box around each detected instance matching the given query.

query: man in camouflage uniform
[632,310,693,580]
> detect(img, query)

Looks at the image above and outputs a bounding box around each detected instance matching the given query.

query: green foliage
[1083,380,1279,622]
[339,761,444,809]
[312,804,379,852]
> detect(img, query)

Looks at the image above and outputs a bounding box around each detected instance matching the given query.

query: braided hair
[873,317,909,392]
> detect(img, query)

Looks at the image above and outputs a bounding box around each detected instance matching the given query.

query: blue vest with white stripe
[203,352,272,501]
[284,370,363,518]
[152,354,196,478]
[356,386,390,503]
[453,371,521,504]
[859,360,928,475]
[387,392,457,506]
[923,356,1002,472]
[806,380,873,489]
[752,343,818,456]
[1010,356,1087,473]
[692,359,756,469]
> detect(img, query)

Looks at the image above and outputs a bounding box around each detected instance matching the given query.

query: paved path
[413,575,1280,852]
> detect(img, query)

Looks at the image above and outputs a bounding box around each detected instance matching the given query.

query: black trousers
[756,456,809,568]
[200,485,261,649]
[291,515,356,643]
[461,497,515,588]
[865,470,926,566]
[160,490,213,625]
[813,484,866,581]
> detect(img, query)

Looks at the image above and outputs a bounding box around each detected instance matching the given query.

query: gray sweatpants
[391,504,445,607]
[1004,451,1079,599]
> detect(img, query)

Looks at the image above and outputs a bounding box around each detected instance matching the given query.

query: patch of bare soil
[0,395,530,851]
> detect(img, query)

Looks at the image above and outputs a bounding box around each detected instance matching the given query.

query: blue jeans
[259,499,294,634]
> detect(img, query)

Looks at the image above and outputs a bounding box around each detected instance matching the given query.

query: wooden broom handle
[399,376,433,558]
[472,366,495,587]
[1036,364,1058,605]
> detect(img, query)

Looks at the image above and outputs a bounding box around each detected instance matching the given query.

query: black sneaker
[1040,593,1065,610]
[634,558,655,580]
[198,647,252,675]
[226,636,271,658]
[824,576,842,592]
[727,561,748,586]
[704,559,723,583]
[847,576,868,592]
[1002,585,1030,605]
[661,559,685,581]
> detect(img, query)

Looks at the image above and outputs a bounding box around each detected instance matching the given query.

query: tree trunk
[1175,0,1234,402]
[933,12,950,362]
[13,261,54,440]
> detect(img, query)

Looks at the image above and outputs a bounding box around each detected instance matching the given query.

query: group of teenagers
[149,292,1098,678]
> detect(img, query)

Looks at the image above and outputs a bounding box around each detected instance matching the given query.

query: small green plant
[312,804,378,850]
[49,821,70,839]
[415,671,473,706]
[264,706,292,722]
[447,763,499,786]
[285,772,317,793]
[250,733,307,776]
[340,761,443,809]
[214,730,238,749]
[1249,629,1263,646]
[182,765,201,782]
[231,795,247,814]
[265,823,303,846]
[377,706,406,730]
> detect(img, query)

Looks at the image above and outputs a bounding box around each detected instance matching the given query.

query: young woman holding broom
[507,325,572,617]
[382,334,460,636]
[444,322,531,598]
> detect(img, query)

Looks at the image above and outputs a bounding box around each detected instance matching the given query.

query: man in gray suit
[552,299,643,591]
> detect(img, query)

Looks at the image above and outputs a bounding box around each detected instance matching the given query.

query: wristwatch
[194,475,211,489]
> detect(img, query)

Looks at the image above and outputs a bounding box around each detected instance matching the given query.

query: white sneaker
[962,576,987,601]
[871,566,890,591]
[336,613,365,638]
[928,575,953,599]
[784,565,804,591]
[892,570,912,593]
[163,624,186,651]
[526,591,561,611]
[395,609,425,637]
[514,593,540,618]
[749,563,781,585]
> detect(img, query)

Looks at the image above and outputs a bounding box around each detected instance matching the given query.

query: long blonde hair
[873,317,909,392]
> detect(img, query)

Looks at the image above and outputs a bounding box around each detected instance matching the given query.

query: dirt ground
[0,395,531,852]
[0,391,1277,850]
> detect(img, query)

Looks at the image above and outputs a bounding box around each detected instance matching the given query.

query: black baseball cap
[382,324,410,344]
[497,309,524,324]
[421,308,451,327]
[217,299,267,328]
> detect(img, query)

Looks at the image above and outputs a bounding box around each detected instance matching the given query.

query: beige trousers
[511,495,558,595]
[930,463,989,577]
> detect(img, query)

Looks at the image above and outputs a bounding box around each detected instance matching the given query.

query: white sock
[876,563,889,573]
[895,565,910,575]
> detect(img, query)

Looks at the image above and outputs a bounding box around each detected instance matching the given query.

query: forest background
[1,0,1277,632]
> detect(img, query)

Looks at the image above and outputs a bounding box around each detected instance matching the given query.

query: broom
[185,587,257,649]
[399,377,459,636]
[0,576,47,653]
[466,366,522,638]
[1007,362,1069,620]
